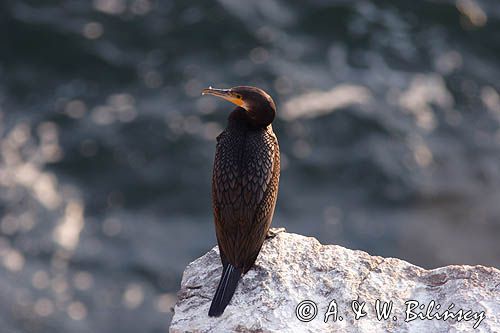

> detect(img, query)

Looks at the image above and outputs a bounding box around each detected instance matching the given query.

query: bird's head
[202,86,276,127]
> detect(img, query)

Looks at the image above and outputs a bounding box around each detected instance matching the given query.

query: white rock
[170,230,500,333]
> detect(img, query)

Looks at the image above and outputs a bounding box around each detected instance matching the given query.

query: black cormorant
[201,86,280,317]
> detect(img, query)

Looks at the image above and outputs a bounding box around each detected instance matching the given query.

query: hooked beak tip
[201,86,213,96]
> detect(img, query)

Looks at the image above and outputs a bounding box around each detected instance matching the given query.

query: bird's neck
[228,107,272,130]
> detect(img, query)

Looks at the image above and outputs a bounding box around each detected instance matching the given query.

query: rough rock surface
[170,230,500,333]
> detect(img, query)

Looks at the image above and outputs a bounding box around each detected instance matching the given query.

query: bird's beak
[201,87,244,107]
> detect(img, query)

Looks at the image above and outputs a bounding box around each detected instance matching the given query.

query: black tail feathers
[208,264,241,317]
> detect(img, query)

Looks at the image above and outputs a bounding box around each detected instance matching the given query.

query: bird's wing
[212,128,279,271]
[239,130,280,273]
[212,128,244,266]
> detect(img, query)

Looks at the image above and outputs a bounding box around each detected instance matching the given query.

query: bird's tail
[208,263,241,317]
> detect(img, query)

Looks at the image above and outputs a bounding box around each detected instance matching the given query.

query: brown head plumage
[202,86,276,127]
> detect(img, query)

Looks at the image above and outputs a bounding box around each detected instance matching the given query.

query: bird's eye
[236,94,242,99]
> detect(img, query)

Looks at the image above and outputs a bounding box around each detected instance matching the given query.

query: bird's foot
[266,227,286,239]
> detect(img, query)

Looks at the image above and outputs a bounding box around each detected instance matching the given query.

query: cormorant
[201,86,280,317]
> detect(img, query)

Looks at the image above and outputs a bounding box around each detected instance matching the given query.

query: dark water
[1,0,499,332]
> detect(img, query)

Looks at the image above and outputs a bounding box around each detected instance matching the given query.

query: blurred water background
[1,0,499,332]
